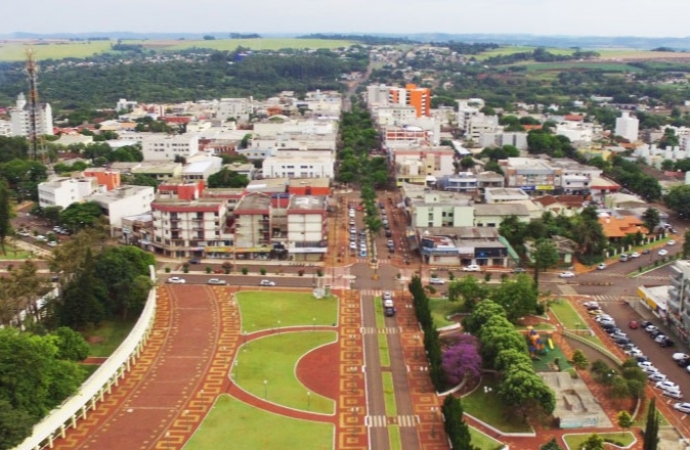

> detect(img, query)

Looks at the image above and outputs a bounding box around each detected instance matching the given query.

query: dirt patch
[87,336,104,344]
[296,342,339,400]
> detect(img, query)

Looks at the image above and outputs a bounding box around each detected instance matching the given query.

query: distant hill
[2,32,690,50]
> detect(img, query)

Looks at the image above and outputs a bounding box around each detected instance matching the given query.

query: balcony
[671,275,683,287]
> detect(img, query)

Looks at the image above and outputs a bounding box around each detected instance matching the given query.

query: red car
[629,320,639,329]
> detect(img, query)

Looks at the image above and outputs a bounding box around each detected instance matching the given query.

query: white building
[141,134,199,161]
[0,120,11,136]
[615,112,639,142]
[478,131,528,150]
[38,177,100,209]
[367,84,391,106]
[10,93,53,137]
[484,188,530,204]
[216,98,253,122]
[466,114,499,141]
[262,151,334,178]
[182,156,223,182]
[88,185,155,229]
[286,196,328,260]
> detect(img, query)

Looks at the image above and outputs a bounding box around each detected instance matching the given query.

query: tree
[127,173,160,191]
[57,249,106,329]
[447,276,488,311]
[642,207,660,232]
[683,229,690,258]
[59,201,104,230]
[459,156,475,170]
[0,181,11,254]
[442,335,482,386]
[570,349,588,370]
[497,365,555,417]
[441,395,475,450]
[643,398,659,450]
[609,376,629,399]
[495,348,533,373]
[490,274,539,323]
[50,327,90,361]
[617,410,633,430]
[478,316,528,364]
[0,400,35,449]
[580,433,604,450]
[540,438,563,450]
[531,239,559,286]
[462,300,507,335]
[665,185,690,219]
[207,168,250,188]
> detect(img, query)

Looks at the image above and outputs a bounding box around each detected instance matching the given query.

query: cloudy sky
[4,0,690,37]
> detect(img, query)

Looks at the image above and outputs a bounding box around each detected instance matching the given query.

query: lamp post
[264,379,268,399]
[234,360,239,382]
[415,335,420,360]
[307,391,311,411]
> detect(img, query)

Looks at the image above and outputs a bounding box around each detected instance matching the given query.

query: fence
[15,267,157,450]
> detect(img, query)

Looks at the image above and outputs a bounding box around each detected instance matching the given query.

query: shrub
[260,267,267,275]
[205,266,212,274]
[224,267,231,274]
[242,267,248,275]
[298,269,304,276]
[431,273,438,278]
[182,263,189,274]
[448,272,455,280]
[164,267,171,273]
[484,273,492,282]
[317,269,323,277]
[534,303,546,315]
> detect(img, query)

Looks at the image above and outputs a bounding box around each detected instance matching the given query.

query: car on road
[188,259,200,264]
[668,240,677,246]
[663,390,684,399]
[660,337,675,348]
[640,320,653,329]
[659,249,669,256]
[383,291,393,301]
[642,249,651,255]
[558,271,575,278]
[645,325,659,334]
[207,278,227,285]
[673,353,690,361]
[654,334,669,344]
[429,277,445,285]
[631,252,640,258]
[384,306,396,317]
[463,264,481,272]
[349,242,357,250]
[385,229,392,238]
[597,263,607,270]
[584,301,600,309]
[674,403,690,414]
[167,277,186,284]
[512,267,526,274]
[649,373,667,382]
[628,320,639,329]
[259,280,276,286]
[656,381,680,392]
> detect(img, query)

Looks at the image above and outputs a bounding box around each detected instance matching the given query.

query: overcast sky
[4,0,690,37]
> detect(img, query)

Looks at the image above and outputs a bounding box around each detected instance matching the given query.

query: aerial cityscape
[4,7,690,449]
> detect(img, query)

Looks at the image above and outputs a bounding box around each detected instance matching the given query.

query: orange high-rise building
[388,84,431,117]
[83,169,121,191]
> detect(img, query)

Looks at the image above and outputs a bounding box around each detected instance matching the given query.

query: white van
[383,298,394,308]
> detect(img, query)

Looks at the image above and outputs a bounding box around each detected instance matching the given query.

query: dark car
[677,358,690,367]
[660,337,675,348]
[188,258,200,264]
[385,229,392,238]
[384,306,396,317]
[615,338,632,346]
[639,320,653,329]
[642,249,651,255]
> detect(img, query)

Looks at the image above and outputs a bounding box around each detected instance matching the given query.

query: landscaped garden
[469,426,505,450]
[236,291,338,333]
[563,431,635,449]
[232,331,336,414]
[184,394,334,450]
[429,297,462,328]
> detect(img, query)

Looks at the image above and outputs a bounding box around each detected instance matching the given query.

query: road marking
[360,327,399,334]
[397,415,419,427]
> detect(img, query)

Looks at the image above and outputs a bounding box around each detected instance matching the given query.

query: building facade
[9,93,53,137]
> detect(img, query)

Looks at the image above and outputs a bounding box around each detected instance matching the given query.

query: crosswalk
[360,289,385,297]
[360,326,400,335]
[355,258,392,264]
[365,415,419,428]
[587,295,638,303]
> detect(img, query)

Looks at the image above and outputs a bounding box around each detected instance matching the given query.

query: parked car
[668,240,677,246]
[620,254,629,262]
[660,337,675,348]
[385,230,392,238]
[631,252,640,258]
[558,271,575,278]
[673,353,690,361]
[188,259,200,264]
[628,320,639,329]
[167,277,186,284]
[641,366,661,374]
[588,309,603,316]
[463,265,481,272]
[642,249,651,255]
[260,280,276,286]
[383,291,393,301]
[663,390,683,400]
[583,301,600,309]
[659,249,669,256]
[512,267,526,274]
[207,278,227,285]
[638,361,655,370]
[656,381,680,392]
[645,325,659,334]
[597,263,607,270]
[673,402,690,414]
[677,358,690,368]
[649,373,667,382]
[624,348,644,357]
[654,334,669,344]
[429,277,445,285]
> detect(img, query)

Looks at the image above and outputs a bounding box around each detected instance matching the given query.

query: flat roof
[474,203,530,216]
[418,227,500,240]
[183,160,216,173]
[89,185,153,204]
[288,195,328,211]
[485,188,528,197]
[288,177,330,188]
[235,193,271,211]
[246,178,288,193]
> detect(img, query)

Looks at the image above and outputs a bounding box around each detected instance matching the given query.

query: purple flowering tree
[442,334,482,387]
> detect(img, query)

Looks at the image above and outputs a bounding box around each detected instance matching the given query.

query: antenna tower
[25,49,44,162]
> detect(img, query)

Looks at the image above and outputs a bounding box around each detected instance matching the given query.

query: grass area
[474,45,575,60]
[0,41,114,61]
[236,291,337,333]
[82,319,136,357]
[549,299,587,330]
[184,394,333,450]
[382,372,397,416]
[531,341,572,373]
[162,38,354,52]
[462,377,532,433]
[634,402,670,427]
[378,334,391,367]
[374,296,386,329]
[516,323,556,331]
[388,425,402,450]
[233,331,336,414]
[521,61,642,72]
[429,297,462,328]
[469,426,505,450]
[0,245,33,260]
[563,431,635,449]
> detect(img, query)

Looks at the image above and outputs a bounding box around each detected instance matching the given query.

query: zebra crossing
[355,258,392,264]
[360,289,385,297]
[587,295,638,303]
[365,415,419,428]
[360,326,400,335]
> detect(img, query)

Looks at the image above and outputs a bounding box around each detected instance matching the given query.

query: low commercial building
[287,178,330,196]
[182,157,223,182]
[484,188,530,204]
[141,134,199,161]
[417,227,509,267]
[88,185,155,230]
[286,196,328,261]
[233,193,273,257]
[262,151,334,179]
[403,185,474,228]
[473,203,530,228]
[500,157,562,193]
[38,177,100,209]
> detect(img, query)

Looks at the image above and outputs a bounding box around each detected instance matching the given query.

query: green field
[236,291,338,333]
[233,331,336,414]
[549,299,587,330]
[462,378,532,433]
[0,38,354,61]
[382,373,397,416]
[184,394,333,450]
[521,61,642,72]
[475,45,576,60]
[563,431,635,449]
[469,426,505,450]
[429,297,461,328]
[83,318,137,357]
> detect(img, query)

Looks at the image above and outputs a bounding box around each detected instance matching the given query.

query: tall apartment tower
[388,84,431,118]
[615,111,639,143]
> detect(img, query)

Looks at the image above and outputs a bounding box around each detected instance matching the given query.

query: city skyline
[3,0,690,38]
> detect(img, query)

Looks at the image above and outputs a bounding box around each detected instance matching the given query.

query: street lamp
[264,379,268,399]
[307,391,311,411]
[166,431,170,450]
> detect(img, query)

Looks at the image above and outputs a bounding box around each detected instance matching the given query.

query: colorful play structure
[527,326,554,357]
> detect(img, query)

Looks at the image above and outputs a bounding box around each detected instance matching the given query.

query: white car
[673,402,690,414]
[597,263,607,270]
[167,277,186,284]
[207,278,227,285]
[630,252,640,258]
[624,348,644,357]
[638,361,655,369]
[663,390,683,400]
[642,366,660,374]
[463,265,481,272]
[47,241,58,247]
[658,249,669,256]
[673,353,690,361]
[429,277,445,285]
[656,381,680,392]
[648,373,667,382]
[655,334,669,344]
[558,271,575,278]
[349,242,357,250]
[645,325,659,334]
[668,240,677,246]
[260,280,276,286]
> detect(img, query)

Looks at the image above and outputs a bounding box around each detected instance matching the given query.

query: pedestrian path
[365,415,419,427]
[360,326,400,335]
[587,294,637,303]
[359,289,386,297]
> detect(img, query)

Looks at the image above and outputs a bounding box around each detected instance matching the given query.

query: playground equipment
[547,338,555,350]
[527,326,547,357]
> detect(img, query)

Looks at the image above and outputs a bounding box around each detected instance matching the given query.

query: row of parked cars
[166,277,276,286]
[587,303,685,402]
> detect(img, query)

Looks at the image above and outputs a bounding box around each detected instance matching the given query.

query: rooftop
[418,227,500,240]
[246,178,288,193]
[288,177,330,188]
[89,185,154,204]
[505,157,555,171]
[485,188,529,198]
[598,216,649,238]
[288,195,328,211]
[474,203,530,217]
[235,193,272,211]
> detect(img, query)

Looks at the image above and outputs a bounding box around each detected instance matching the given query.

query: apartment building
[233,193,273,255]
[666,261,690,346]
[0,120,11,137]
[286,196,328,261]
[438,171,505,194]
[141,134,199,161]
[38,177,100,209]
[216,98,253,122]
[392,146,455,186]
[88,185,155,229]
[262,151,334,178]
[9,93,54,137]
[418,227,508,267]
[500,157,563,193]
[466,114,499,141]
[548,158,602,195]
[615,111,639,143]
[478,131,528,150]
[374,105,417,126]
[388,84,431,118]
[403,186,474,228]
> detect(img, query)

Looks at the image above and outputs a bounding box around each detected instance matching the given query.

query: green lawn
[469,427,505,450]
[462,378,532,433]
[0,246,33,260]
[236,291,338,333]
[429,297,462,328]
[184,394,333,450]
[374,296,386,329]
[83,318,136,357]
[474,46,575,61]
[378,334,391,367]
[550,299,587,330]
[563,431,635,449]
[382,373,397,416]
[233,331,336,414]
